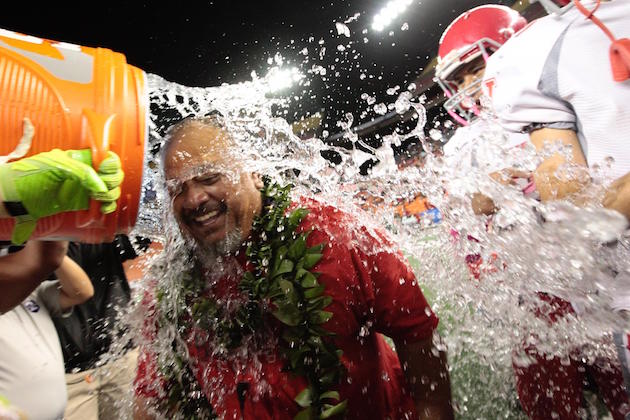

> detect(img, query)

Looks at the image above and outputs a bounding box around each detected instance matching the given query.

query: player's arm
[0,240,67,313]
[529,127,589,202]
[396,333,454,420]
[363,240,453,419]
[54,255,94,311]
[483,39,589,203]
[603,171,630,221]
[133,397,156,420]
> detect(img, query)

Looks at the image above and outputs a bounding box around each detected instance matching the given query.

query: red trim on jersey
[484,77,496,98]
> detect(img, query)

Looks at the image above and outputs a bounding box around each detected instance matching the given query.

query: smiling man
[163,119,263,263]
[133,115,453,420]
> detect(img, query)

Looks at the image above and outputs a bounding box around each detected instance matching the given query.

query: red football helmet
[435,5,527,125]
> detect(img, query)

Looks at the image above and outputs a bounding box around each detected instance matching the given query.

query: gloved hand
[0,149,124,244]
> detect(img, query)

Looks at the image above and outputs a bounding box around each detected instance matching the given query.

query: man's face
[452,57,486,104]
[163,120,264,253]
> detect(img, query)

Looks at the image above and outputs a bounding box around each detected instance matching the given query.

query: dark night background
[1,1,537,159]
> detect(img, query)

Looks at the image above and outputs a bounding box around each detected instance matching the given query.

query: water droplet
[374,103,387,115]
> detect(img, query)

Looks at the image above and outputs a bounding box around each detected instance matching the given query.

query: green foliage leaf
[307,295,332,312]
[240,271,256,290]
[282,328,304,344]
[319,370,337,388]
[307,335,323,348]
[295,407,314,420]
[272,304,302,326]
[308,311,333,325]
[278,278,295,295]
[266,286,285,299]
[288,347,307,370]
[307,243,325,254]
[274,259,295,278]
[265,214,278,232]
[316,349,340,367]
[272,245,289,274]
[304,284,325,299]
[278,279,298,304]
[303,253,323,269]
[319,391,340,402]
[300,272,319,288]
[288,234,308,260]
[294,387,313,408]
[320,400,348,419]
[309,325,335,337]
[288,208,310,229]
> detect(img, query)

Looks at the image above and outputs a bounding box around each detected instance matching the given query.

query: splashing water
[98,67,630,419]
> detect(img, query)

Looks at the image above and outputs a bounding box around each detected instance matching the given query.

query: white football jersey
[483,0,630,179]
[443,116,529,173]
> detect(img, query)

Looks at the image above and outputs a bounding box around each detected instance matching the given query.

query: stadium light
[372,0,413,32]
[266,67,303,93]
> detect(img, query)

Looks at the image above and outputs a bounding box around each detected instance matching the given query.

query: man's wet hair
[160,111,226,166]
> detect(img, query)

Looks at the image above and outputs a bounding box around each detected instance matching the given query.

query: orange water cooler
[0,28,148,243]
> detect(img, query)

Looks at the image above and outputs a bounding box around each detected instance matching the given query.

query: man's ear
[252,173,264,189]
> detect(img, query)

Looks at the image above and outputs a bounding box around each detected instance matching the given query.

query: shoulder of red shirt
[291,196,400,255]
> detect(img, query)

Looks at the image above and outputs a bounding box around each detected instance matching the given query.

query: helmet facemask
[435,5,528,125]
[441,77,484,125]
[436,40,498,126]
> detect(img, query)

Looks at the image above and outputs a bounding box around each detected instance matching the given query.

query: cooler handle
[77,108,116,228]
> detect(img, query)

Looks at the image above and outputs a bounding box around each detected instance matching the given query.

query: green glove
[0,149,124,244]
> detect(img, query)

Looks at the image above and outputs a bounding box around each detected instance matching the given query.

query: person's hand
[603,171,630,221]
[489,168,531,186]
[0,149,124,244]
[471,192,497,216]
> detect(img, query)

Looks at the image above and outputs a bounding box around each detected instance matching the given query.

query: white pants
[63,349,138,420]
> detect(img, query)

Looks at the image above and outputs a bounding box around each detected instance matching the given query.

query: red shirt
[135,198,438,419]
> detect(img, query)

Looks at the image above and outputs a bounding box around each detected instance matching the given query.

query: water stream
[101,42,630,420]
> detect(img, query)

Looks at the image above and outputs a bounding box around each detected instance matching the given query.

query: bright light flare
[372,0,413,32]
[266,67,303,93]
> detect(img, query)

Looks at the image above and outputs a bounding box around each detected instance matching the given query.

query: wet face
[163,119,264,253]
[452,57,486,103]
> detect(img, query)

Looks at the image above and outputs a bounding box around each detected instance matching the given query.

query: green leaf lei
[159,178,347,419]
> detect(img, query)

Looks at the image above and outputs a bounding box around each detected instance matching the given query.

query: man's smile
[194,209,220,223]
[186,202,228,229]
